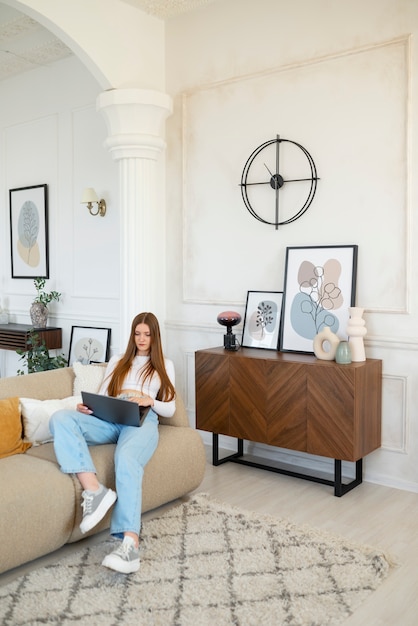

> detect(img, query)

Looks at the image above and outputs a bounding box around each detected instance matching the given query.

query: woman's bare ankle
[77,471,100,492]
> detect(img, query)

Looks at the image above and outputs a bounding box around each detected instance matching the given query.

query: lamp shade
[81,187,99,204]
[217,311,241,327]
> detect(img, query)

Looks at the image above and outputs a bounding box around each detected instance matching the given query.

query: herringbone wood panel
[229,357,266,441]
[195,351,229,434]
[307,361,382,461]
[267,361,307,451]
[307,367,355,459]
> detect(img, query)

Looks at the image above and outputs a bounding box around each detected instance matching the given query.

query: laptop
[81,391,150,427]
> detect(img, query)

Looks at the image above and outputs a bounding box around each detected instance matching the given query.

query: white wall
[0,56,120,374]
[164,0,418,492]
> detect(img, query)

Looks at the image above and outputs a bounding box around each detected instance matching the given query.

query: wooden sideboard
[0,324,62,351]
[195,347,382,496]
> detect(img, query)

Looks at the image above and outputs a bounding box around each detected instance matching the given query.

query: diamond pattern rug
[0,493,392,626]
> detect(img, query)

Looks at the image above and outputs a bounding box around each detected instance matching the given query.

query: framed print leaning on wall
[9,184,49,278]
[279,245,358,353]
[242,290,283,350]
[68,326,111,365]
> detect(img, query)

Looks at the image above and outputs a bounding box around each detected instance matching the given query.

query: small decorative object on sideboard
[335,340,352,364]
[346,306,367,362]
[30,277,61,328]
[313,326,340,360]
[217,311,241,351]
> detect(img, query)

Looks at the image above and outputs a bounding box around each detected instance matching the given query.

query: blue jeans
[49,408,159,538]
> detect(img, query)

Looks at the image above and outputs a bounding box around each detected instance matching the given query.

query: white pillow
[73,361,106,395]
[20,396,81,444]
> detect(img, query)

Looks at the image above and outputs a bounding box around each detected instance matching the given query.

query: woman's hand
[77,403,93,414]
[129,394,154,408]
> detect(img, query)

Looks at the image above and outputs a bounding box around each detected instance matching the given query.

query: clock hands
[284,177,318,182]
[241,176,316,186]
[264,163,274,178]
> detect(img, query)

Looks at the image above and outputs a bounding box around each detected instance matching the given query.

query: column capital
[97,88,173,160]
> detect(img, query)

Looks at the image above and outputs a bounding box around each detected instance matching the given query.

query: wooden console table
[195,347,382,497]
[0,323,62,351]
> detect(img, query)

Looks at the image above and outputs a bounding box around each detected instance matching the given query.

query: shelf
[0,324,62,351]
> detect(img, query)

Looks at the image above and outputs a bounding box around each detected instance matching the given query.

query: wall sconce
[81,188,106,217]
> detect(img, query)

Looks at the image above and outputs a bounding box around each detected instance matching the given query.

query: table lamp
[217,311,241,351]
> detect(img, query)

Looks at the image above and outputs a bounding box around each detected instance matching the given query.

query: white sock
[85,484,104,496]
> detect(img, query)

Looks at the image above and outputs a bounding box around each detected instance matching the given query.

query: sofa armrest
[159,392,190,428]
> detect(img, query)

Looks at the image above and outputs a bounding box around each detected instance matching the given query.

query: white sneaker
[79,486,117,534]
[102,536,140,574]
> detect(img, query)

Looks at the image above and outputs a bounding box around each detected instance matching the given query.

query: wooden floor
[2,447,417,625]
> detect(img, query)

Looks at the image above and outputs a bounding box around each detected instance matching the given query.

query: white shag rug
[0,493,392,626]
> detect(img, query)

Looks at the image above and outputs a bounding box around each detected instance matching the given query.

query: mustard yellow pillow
[0,397,32,459]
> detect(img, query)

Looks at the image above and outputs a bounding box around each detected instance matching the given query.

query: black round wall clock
[239,135,319,229]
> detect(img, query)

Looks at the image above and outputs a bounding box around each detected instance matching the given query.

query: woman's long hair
[106,312,175,402]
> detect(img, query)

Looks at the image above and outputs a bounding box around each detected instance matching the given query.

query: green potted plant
[30,277,61,328]
[17,331,67,375]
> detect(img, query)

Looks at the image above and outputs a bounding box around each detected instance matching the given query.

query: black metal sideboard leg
[334,458,363,497]
[212,433,244,465]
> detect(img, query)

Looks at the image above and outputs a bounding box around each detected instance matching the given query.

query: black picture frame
[280,245,358,353]
[68,326,111,365]
[9,184,49,278]
[241,290,284,350]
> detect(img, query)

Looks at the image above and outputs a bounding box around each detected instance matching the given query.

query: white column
[97,89,172,344]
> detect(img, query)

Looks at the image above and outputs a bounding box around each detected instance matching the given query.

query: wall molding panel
[182,37,410,314]
[381,374,408,454]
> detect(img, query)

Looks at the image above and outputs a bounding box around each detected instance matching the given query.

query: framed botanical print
[280,245,358,353]
[242,290,284,350]
[68,326,111,365]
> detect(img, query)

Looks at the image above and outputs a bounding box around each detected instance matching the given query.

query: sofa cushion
[0,367,75,402]
[0,397,32,459]
[73,361,106,395]
[20,396,81,444]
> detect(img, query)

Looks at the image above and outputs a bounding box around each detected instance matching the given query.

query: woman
[50,312,176,574]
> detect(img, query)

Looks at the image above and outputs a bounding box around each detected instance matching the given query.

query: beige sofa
[0,366,206,574]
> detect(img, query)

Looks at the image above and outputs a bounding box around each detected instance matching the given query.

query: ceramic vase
[346,306,367,362]
[313,326,340,360]
[335,340,352,364]
[30,303,48,328]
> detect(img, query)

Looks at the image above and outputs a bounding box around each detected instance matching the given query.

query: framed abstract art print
[9,184,49,278]
[279,245,358,353]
